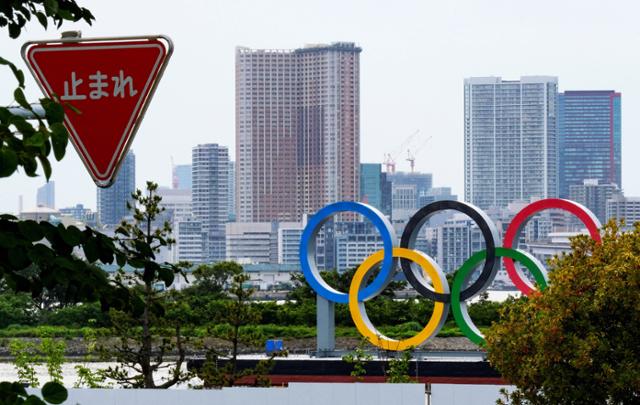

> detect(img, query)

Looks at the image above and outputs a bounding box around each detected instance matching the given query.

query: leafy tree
[8,334,66,387]
[1,1,94,39]
[486,221,640,404]
[198,269,280,387]
[180,261,241,306]
[9,339,39,387]
[342,337,373,381]
[193,261,240,296]
[0,291,38,327]
[385,350,415,383]
[99,182,191,388]
[213,271,261,379]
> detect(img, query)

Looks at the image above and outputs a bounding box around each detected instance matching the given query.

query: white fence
[30,383,426,405]
[430,383,514,404]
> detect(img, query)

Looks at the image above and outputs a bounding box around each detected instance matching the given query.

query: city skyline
[2,0,640,213]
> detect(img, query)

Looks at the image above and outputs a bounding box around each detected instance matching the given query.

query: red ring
[503,198,602,295]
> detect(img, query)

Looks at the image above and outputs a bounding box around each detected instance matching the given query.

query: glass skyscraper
[558,90,621,198]
[172,164,192,190]
[464,76,559,210]
[97,151,135,227]
[36,181,55,209]
[359,163,391,216]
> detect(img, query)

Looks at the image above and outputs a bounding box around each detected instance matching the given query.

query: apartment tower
[192,144,229,262]
[236,42,361,222]
[464,76,559,210]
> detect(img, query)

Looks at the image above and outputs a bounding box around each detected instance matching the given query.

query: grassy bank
[0,322,479,340]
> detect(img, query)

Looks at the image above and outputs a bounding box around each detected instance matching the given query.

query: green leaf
[41,381,67,404]
[8,246,29,269]
[23,156,38,177]
[115,226,130,237]
[8,23,20,39]
[0,231,18,248]
[115,252,127,267]
[43,0,60,16]
[60,225,83,246]
[42,98,64,124]
[10,114,36,135]
[24,132,46,148]
[18,220,45,241]
[83,237,99,262]
[50,123,68,161]
[158,266,175,287]
[57,9,73,20]
[24,395,47,405]
[143,262,160,283]
[0,148,18,177]
[37,155,52,180]
[35,11,48,29]
[14,87,30,109]
[0,106,11,122]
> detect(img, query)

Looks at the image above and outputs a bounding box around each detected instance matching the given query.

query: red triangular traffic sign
[22,36,173,187]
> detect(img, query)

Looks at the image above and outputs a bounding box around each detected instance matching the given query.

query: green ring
[451,247,548,346]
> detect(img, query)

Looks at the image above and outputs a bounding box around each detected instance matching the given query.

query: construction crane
[383,153,396,174]
[384,129,420,173]
[406,135,433,173]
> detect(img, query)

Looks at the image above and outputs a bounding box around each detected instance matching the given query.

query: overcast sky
[1,0,639,213]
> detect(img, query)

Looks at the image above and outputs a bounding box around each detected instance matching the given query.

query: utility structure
[383,129,420,173]
[406,135,433,173]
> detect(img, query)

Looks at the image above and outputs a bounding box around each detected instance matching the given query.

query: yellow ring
[348,247,448,351]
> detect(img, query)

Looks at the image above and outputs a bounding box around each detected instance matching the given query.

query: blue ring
[299,201,396,304]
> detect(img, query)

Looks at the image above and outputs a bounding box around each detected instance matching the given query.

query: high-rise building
[97,151,135,227]
[360,163,391,216]
[391,183,417,223]
[157,187,192,222]
[236,42,361,222]
[277,220,306,265]
[192,144,229,262]
[36,181,55,209]
[172,164,192,190]
[569,179,620,224]
[558,90,621,198]
[387,171,432,221]
[36,180,56,209]
[225,222,274,264]
[59,203,96,226]
[173,217,205,264]
[606,194,640,228]
[387,172,433,202]
[419,187,458,206]
[464,76,559,210]
[435,214,486,274]
[228,161,236,222]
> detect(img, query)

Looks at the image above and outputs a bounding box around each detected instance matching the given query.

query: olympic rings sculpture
[299,198,602,349]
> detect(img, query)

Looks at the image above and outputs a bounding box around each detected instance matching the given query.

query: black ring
[399,200,499,303]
